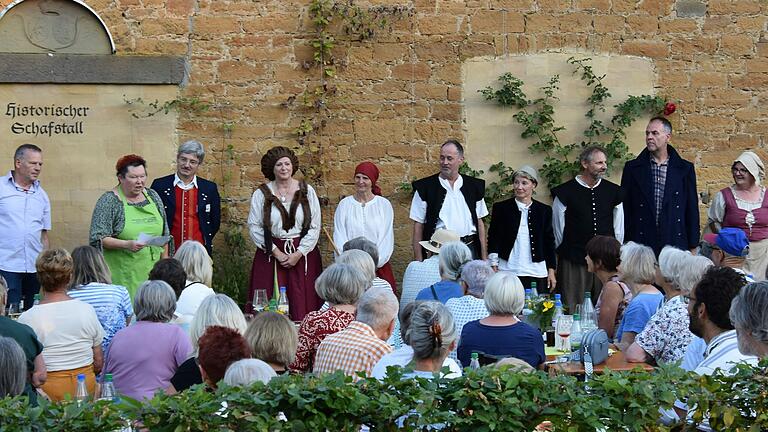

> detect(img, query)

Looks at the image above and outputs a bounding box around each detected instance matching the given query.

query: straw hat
[419,229,460,254]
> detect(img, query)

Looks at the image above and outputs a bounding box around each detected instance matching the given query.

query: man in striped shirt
[314,286,398,380]
[666,266,758,429]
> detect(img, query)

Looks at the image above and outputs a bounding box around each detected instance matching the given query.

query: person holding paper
[89,154,170,298]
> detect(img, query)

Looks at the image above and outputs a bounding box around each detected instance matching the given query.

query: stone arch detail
[0,0,115,54]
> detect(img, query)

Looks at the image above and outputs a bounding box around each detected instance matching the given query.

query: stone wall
[2,0,766,282]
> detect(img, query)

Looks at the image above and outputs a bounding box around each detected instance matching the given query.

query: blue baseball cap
[703,228,749,257]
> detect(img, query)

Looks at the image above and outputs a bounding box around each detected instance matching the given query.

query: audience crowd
[1,120,766,430]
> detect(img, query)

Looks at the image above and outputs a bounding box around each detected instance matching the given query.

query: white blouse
[247,182,322,256]
[333,195,394,266]
[496,199,547,277]
[409,175,489,237]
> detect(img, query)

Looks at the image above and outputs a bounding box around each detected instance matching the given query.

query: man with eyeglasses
[150,140,221,255]
[660,266,758,429]
[0,144,50,311]
[621,116,699,255]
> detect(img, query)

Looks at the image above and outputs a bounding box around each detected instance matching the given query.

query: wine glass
[254,289,268,313]
[556,314,574,352]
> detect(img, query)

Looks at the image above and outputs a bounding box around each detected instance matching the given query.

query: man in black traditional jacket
[552,146,624,311]
[410,139,489,261]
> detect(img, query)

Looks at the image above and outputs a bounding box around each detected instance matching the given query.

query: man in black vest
[552,146,624,311]
[410,139,488,261]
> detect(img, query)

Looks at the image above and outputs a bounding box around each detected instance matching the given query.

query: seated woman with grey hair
[730,281,768,359]
[104,280,192,400]
[404,301,458,378]
[166,294,247,394]
[223,358,277,386]
[342,237,394,293]
[174,240,215,324]
[626,248,706,364]
[457,272,545,368]
[445,260,494,360]
[0,336,28,398]
[372,301,462,379]
[613,242,664,351]
[415,241,472,304]
[290,262,367,372]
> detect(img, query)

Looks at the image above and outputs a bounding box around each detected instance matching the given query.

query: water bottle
[551,294,564,329]
[75,373,89,404]
[530,281,539,298]
[469,352,481,370]
[18,299,24,312]
[580,292,597,331]
[570,314,583,361]
[33,294,40,306]
[99,374,118,402]
[277,287,289,315]
[522,289,533,319]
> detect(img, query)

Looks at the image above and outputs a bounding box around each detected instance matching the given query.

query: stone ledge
[0,54,186,84]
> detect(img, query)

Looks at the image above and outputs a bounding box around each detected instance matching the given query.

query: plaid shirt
[313,321,392,380]
[650,156,669,225]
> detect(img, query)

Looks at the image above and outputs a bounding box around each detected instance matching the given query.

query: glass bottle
[570,314,583,361]
[580,292,597,331]
[522,288,533,321]
[469,352,481,370]
[551,294,564,329]
[99,373,117,402]
[277,287,289,315]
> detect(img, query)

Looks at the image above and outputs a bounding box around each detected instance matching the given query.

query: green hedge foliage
[1,360,766,431]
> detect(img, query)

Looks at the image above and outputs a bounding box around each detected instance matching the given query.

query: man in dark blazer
[621,117,699,255]
[151,140,221,255]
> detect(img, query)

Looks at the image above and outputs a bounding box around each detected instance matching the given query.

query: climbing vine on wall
[479,56,669,191]
[285,0,412,182]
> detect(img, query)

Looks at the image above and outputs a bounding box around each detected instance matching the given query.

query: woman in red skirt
[332,161,397,292]
[246,146,323,320]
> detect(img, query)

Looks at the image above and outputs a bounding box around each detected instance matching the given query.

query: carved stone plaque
[0,0,113,54]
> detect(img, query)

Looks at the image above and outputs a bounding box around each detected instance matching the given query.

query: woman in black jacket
[487,166,557,292]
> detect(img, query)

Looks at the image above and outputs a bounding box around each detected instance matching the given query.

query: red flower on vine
[663,102,676,116]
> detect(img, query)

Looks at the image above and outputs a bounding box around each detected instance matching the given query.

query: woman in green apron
[89,155,170,298]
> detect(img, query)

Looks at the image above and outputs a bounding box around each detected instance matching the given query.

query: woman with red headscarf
[333,162,396,290]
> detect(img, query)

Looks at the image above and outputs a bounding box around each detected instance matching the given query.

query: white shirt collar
[575,175,602,189]
[515,198,532,210]
[705,330,737,357]
[438,174,463,192]
[174,173,198,190]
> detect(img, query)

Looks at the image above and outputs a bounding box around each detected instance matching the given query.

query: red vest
[172,186,204,248]
[722,187,768,241]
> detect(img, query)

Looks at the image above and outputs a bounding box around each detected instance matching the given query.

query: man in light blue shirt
[0,144,50,310]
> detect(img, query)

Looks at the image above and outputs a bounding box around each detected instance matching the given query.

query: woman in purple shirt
[105,280,191,400]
